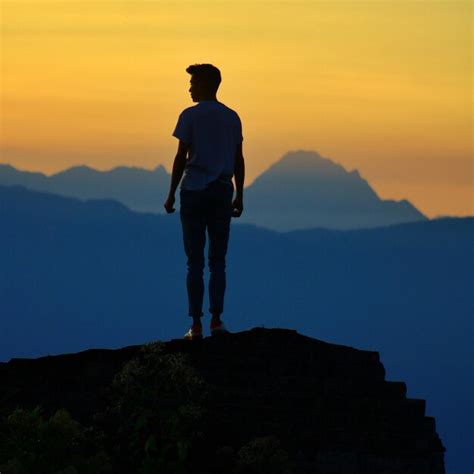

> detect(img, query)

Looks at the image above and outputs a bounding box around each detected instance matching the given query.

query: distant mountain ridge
[238,150,427,230]
[0,163,169,214]
[1,150,427,230]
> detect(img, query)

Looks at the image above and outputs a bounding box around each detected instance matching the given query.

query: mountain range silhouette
[239,150,426,230]
[0,150,427,231]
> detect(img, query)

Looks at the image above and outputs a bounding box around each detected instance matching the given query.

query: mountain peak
[153,164,168,175]
[240,149,426,231]
[0,163,47,179]
[270,150,347,176]
[52,165,98,178]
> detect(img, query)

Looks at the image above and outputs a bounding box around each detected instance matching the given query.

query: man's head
[186,63,221,102]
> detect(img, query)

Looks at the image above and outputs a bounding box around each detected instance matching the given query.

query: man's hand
[164,195,176,214]
[164,142,188,214]
[232,196,243,217]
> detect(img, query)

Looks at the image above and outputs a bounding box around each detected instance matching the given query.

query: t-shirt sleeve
[172,110,193,145]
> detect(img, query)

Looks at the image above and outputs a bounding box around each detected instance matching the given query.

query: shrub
[233,435,294,474]
[0,406,111,474]
[98,341,210,474]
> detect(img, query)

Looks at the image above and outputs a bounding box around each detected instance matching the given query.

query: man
[164,63,245,340]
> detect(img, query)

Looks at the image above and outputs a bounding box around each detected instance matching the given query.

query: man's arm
[164,140,189,213]
[232,142,245,217]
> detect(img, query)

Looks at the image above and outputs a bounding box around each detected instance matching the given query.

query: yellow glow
[1,0,472,217]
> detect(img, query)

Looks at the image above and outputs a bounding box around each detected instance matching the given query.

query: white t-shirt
[172,100,243,190]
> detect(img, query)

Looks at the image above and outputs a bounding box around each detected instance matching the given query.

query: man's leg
[180,190,206,322]
[207,181,233,319]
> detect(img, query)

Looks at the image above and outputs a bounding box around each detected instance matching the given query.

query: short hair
[186,63,221,93]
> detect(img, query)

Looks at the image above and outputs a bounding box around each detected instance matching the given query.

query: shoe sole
[210,329,230,336]
[184,332,203,340]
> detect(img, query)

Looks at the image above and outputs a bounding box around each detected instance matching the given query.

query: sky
[0,0,472,217]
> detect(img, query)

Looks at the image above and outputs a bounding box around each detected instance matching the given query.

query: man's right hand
[232,196,243,218]
[164,195,176,214]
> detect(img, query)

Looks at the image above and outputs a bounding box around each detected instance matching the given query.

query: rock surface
[0,327,445,473]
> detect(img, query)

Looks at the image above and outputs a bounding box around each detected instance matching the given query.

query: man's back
[172,100,243,191]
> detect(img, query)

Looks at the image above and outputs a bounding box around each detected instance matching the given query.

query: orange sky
[0,0,472,217]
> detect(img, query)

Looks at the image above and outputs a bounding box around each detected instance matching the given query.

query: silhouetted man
[164,64,245,340]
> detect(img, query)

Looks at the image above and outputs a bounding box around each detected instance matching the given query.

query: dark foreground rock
[0,327,445,473]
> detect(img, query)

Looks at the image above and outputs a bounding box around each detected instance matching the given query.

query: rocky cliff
[0,328,445,473]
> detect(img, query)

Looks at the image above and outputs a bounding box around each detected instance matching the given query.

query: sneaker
[184,321,203,340]
[210,318,230,336]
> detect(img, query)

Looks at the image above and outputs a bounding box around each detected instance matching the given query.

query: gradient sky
[1,0,472,217]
